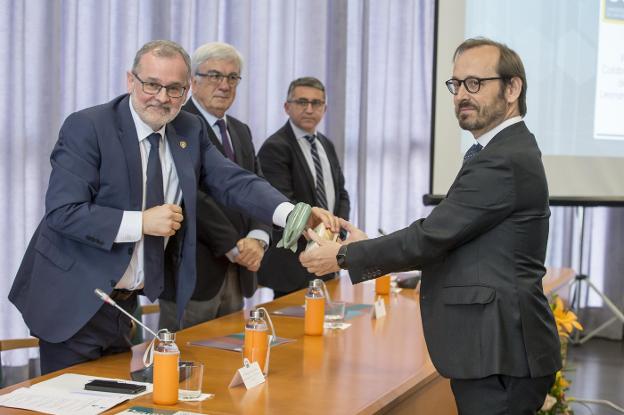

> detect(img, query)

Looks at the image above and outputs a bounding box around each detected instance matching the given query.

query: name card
[372,296,386,319]
[229,359,265,389]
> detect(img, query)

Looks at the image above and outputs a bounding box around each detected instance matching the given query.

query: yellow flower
[555,370,570,389]
[552,297,583,338]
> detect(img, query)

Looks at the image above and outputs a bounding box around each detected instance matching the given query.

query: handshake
[278,203,368,276]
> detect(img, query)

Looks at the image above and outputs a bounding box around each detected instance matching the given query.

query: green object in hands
[277,202,312,253]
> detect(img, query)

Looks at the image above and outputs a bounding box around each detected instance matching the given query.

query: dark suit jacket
[9,94,287,343]
[160,100,270,302]
[257,121,350,293]
[347,122,561,380]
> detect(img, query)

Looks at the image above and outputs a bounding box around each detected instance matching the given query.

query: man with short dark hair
[9,40,336,374]
[301,38,561,414]
[159,42,270,330]
[258,77,350,298]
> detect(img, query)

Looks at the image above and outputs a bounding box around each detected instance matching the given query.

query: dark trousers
[38,294,137,375]
[450,373,555,415]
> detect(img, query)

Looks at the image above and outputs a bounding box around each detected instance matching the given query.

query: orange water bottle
[305,279,325,336]
[244,309,270,375]
[375,274,391,295]
[153,330,179,405]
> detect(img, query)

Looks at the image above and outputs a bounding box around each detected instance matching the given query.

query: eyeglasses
[132,72,187,98]
[445,77,504,95]
[287,99,326,110]
[195,70,242,86]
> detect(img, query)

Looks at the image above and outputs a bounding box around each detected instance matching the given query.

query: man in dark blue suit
[9,40,336,374]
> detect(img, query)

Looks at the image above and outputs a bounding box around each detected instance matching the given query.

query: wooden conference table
[1,268,574,415]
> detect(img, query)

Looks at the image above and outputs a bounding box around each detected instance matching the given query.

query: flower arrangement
[538,296,583,415]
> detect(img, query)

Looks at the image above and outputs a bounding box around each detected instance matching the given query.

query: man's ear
[505,76,522,104]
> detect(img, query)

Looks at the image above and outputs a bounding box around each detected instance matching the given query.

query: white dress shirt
[113,99,182,290]
[475,116,523,148]
[289,120,336,213]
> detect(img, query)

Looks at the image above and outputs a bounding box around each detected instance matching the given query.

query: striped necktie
[304,135,328,209]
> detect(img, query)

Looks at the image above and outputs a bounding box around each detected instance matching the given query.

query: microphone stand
[94,288,161,340]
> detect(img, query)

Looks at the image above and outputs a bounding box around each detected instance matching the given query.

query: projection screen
[430,0,624,205]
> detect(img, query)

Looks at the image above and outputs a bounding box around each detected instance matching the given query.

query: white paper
[0,387,127,415]
[324,322,351,330]
[0,373,152,415]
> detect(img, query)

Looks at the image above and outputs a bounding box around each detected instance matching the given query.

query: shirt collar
[289,120,316,141]
[191,95,227,127]
[475,116,523,148]
[129,97,166,141]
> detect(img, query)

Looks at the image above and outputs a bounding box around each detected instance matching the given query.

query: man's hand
[338,218,369,244]
[307,207,340,234]
[299,228,342,275]
[235,238,265,272]
[143,204,183,237]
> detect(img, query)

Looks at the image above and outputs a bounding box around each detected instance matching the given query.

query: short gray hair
[132,40,191,79]
[191,42,244,75]
[286,77,326,101]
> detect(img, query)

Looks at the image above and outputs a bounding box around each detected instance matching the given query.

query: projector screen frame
[426,0,624,207]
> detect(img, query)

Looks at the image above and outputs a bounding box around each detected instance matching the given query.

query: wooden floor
[565,338,624,415]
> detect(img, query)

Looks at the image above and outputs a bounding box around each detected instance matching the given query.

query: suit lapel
[116,96,143,210]
[165,123,195,207]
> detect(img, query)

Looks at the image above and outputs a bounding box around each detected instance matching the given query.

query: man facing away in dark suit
[301,38,561,415]
[9,40,338,374]
[258,77,350,298]
[159,42,269,330]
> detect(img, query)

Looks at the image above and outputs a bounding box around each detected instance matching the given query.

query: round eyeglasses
[445,76,504,95]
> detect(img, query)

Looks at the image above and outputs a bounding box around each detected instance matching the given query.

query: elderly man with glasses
[158,42,271,331]
[257,76,350,298]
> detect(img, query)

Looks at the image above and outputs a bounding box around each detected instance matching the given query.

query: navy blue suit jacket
[9,94,287,342]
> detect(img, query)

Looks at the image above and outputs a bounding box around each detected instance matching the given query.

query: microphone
[94,288,160,340]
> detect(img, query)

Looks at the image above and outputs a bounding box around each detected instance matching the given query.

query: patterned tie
[463,142,483,164]
[215,119,236,162]
[304,135,328,209]
[143,133,165,301]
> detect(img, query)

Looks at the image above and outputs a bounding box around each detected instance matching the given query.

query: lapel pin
[179,140,187,149]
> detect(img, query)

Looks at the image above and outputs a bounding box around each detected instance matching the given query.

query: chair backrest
[0,338,40,387]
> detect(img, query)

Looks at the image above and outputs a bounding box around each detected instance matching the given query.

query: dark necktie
[143,133,165,301]
[304,135,328,210]
[215,119,236,162]
[463,142,483,164]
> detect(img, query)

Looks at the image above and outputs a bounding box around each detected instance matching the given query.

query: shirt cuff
[225,246,240,263]
[273,202,295,228]
[246,229,270,248]
[114,211,142,243]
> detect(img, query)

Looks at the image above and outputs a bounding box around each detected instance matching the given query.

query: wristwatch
[336,245,348,269]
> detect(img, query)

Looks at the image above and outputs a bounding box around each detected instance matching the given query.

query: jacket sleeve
[44,112,123,251]
[347,153,516,283]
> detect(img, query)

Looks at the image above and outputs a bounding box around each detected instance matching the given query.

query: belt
[110,289,138,301]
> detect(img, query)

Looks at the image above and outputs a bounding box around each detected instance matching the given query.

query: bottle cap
[310,279,323,288]
[157,329,176,342]
[249,309,264,319]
